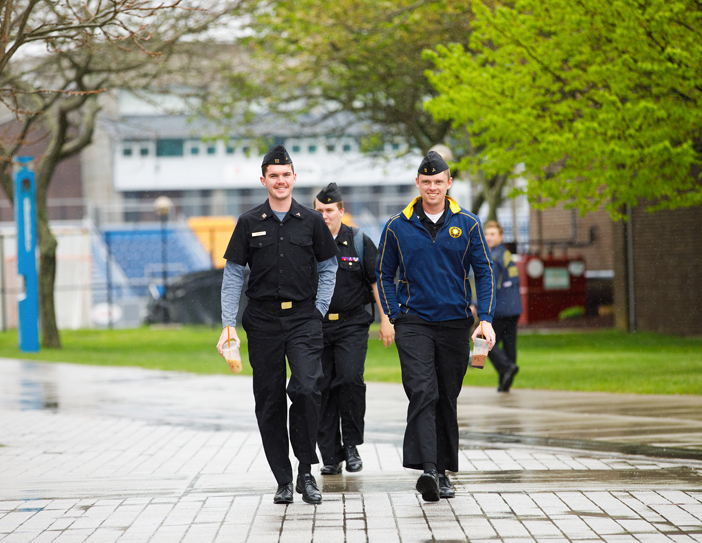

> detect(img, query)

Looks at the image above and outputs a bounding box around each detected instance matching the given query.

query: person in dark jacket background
[483,220,522,392]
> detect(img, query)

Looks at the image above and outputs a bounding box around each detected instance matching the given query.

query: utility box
[14,157,40,351]
[517,254,587,324]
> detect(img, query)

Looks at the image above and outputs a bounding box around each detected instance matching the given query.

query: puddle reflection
[19,362,59,412]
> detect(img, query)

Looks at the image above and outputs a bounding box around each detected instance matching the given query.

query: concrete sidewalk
[1,358,702,542]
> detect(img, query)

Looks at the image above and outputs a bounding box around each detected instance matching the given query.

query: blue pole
[13,157,40,352]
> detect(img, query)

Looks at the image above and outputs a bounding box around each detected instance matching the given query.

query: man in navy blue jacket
[483,220,523,392]
[375,150,496,502]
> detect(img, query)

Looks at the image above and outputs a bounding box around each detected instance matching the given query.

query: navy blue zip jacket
[375,196,496,323]
[490,243,523,318]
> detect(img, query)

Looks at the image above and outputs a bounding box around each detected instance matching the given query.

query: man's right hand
[378,314,395,348]
[217,326,240,356]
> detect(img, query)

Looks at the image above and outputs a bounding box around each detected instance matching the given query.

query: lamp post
[429,143,454,163]
[154,196,173,297]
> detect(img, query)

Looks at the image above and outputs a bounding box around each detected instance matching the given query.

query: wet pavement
[1,358,702,542]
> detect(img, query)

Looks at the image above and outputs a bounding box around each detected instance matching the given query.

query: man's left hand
[471,321,496,350]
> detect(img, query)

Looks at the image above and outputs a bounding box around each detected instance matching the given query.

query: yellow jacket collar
[401,196,461,219]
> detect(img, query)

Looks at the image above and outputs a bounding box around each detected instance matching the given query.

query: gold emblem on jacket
[449,226,462,238]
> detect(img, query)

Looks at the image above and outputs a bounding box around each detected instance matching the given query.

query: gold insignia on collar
[296,212,301,216]
[343,240,348,245]
[262,213,267,218]
[449,226,462,238]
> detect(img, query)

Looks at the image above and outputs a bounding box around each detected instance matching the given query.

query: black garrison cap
[316,182,343,204]
[261,144,292,166]
[418,150,449,175]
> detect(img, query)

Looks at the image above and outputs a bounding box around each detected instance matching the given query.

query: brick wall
[529,205,614,271]
[612,220,629,331]
[0,121,84,222]
[628,205,702,336]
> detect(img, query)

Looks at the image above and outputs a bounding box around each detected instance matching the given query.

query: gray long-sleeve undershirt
[221,257,338,328]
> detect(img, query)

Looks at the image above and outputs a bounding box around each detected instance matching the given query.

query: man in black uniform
[313,183,395,476]
[217,145,338,505]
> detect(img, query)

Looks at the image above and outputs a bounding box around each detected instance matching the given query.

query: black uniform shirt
[328,223,378,313]
[414,199,448,241]
[224,198,338,302]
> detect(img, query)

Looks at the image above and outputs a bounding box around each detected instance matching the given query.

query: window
[292,145,300,153]
[326,144,335,152]
[392,143,400,151]
[156,139,184,157]
[308,145,317,153]
[140,147,149,156]
[123,147,133,157]
[242,146,250,155]
[226,146,235,154]
[191,146,199,155]
[207,145,216,155]
[343,144,351,152]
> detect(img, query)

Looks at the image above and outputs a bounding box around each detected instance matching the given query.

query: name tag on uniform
[252,231,266,237]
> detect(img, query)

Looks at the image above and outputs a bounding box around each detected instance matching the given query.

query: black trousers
[394,316,471,473]
[318,308,373,465]
[487,315,520,378]
[242,301,324,485]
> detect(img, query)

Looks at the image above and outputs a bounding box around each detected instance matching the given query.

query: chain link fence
[0,191,530,330]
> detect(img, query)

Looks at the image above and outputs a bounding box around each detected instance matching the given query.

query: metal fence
[0,190,531,330]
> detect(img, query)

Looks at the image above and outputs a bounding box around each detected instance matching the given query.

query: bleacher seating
[100,224,212,297]
[89,223,134,304]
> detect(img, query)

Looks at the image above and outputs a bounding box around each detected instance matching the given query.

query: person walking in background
[375,150,495,502]
[313,183,395,476]
[482,220,523,392]
[216,145,338,505]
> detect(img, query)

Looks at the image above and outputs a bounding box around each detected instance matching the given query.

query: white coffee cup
[471,336,489,369]
[222,340,242,374]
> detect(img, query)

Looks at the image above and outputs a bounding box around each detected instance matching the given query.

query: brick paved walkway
[1,359,702,542]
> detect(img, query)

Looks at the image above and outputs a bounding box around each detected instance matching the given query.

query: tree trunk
[471,184,485,216]
[473,171,509,221]
[485,188,500,222]
[35,175,61,348]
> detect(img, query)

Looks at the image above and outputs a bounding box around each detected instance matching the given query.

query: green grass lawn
[0,326,700,394]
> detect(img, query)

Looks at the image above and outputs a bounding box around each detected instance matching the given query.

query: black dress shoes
[416,469,440,502]
[296,473,323,504]
[438,474,455,499]
[320,462,343,475]
[273,482,293,504]
[345,445,363,472]
[498,365,519,392]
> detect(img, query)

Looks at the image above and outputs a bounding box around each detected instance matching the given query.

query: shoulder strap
[352,226,364,268]
[352,226,374,313]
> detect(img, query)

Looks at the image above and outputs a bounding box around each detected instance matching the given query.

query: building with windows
[90,91,431,242]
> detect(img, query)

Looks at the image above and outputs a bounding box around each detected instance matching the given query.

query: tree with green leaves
[1,1,237,347]
[209,0,509,216]
[425,0,702,218]
[238,0,474,151]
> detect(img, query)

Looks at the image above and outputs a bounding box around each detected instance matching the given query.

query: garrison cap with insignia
[418,150,449,175]
[316,182,343,204]
[261,144,292,166]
